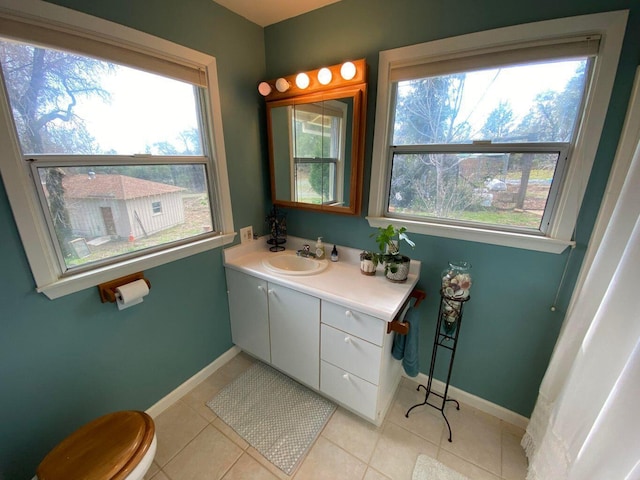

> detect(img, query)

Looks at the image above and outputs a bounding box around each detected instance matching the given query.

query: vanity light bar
[257,58,366,100]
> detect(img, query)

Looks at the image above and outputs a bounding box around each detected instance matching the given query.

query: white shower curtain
[522,70,640,480]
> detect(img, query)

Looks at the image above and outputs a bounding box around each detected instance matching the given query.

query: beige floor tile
[293,436,367,480]
[144,460,160,479]
[501,427,528,480]
[180,374,230,421]
[163,425,243,480]
[222,452,280,480]
[502,421,526,438]
[440,403,502,475]
[146,353,523,480]
[217,352,255,381]
[386,381,445,445]
[154,401,209,466]
[150,470,170,480]
[178,353,255,422]
[321,408,381,463]
[213,417,249,450]
[363,467,392,480]
[246,447,293,480]
[437,450,501,480]
[369,421,439,480]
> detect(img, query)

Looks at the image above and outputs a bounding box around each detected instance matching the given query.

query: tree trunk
[516,153,533,210]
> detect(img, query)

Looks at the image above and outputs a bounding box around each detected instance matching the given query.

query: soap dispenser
[315,237,325,259]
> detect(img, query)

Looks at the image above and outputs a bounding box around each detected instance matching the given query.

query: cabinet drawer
[321,361,377,420]
[321,324,382,384]
[321,301,385,346]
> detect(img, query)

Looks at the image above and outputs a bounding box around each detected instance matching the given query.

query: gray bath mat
[413,454,471,480]
[206,362,335,475]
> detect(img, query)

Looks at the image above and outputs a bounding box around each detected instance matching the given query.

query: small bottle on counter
[315,236,325,259]
[330,245,339,262]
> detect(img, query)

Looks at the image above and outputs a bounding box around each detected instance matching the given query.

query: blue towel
[391,301,419,377]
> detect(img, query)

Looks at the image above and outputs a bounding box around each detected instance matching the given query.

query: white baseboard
[405,372,530,430]
[144,346,529,429]
[146,346,241,418]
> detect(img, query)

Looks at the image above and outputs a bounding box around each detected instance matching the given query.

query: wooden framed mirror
[263,60,367,215]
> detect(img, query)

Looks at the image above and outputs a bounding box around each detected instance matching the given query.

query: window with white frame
[368,12,627,253]
[290,100,347,205]
[0,2,234,298]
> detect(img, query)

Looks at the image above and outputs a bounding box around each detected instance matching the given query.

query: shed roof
[62,174,184,200]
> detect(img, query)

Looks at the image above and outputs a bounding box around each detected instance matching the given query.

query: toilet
[36,410,157,480]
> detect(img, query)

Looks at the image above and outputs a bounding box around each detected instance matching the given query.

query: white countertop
[223,236,421,322]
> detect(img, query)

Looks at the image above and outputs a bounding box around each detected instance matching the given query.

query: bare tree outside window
[388,59,588,231]
[0,38,214,270]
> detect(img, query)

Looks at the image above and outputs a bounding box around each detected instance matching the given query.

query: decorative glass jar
[441,261,472,300]
[440,261,472,335]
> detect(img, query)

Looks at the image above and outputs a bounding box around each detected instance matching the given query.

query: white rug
[206,362,335,475]
[413,455,472,480]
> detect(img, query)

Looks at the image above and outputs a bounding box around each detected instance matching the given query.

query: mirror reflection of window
[290,100,347,205]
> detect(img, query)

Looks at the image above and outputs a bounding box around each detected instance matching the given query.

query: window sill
[366,217,573,254]
[37,232,236,300]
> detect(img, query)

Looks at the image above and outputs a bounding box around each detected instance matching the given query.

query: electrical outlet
[240,226,253,244]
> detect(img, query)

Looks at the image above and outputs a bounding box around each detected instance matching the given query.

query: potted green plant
[372,225,415,282]
[359,250,378,275]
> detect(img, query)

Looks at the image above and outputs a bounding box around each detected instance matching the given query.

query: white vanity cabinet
[226,268,271,363]
[226,268,320,389]
[223,239,420,426]
[320,301,400,424]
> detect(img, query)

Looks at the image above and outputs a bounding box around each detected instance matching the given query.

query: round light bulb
[295,72,310,89]
[258,81,272,96]
[317,67,332,85]
[275,78,290,93]
[340,61,356,80]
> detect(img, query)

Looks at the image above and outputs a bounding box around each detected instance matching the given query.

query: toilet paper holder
[98,272,151,303]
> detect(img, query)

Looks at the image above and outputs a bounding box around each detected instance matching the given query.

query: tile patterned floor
[144,353,528,480]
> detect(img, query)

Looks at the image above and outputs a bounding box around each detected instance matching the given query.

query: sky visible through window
[74,66,201,155]
[395,60,584,144]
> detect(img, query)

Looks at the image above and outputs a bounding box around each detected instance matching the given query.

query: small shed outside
[63,173,185,241]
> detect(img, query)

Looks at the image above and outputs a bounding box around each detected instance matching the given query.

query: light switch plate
[240,226,253,243]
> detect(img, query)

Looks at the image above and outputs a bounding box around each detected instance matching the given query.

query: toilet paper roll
[115,279,149,310]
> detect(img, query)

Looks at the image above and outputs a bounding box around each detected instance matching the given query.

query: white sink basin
[262,252,328,275]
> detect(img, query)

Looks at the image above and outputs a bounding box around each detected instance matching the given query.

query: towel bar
[387,288,426,335]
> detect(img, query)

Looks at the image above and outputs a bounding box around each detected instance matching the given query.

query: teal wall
[0,1,266,478]
[1,0,639,478]
[264,0,640,416]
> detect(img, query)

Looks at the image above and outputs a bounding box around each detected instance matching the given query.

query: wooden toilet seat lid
[37,410,155,480]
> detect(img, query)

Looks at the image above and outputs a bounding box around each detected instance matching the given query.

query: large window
[0,3,234,298]
[368,12,627,253]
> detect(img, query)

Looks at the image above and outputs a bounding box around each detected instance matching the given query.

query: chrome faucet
[297,244,316,258]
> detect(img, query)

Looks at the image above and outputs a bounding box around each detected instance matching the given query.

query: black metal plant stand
[265,205,286,252]
[405,291,470,442]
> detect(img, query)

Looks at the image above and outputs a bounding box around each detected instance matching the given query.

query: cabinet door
[226,269,270,363]
[269,283,320,389]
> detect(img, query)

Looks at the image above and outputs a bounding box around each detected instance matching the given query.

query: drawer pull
[345,310,353,318]
[344,336,351,343]
[342,373,349,380]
